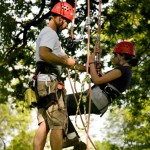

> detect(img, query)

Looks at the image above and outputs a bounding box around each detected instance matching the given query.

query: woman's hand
[89,53,95,63]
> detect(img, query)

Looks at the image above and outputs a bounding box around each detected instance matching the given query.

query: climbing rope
[67,0,77,48]
[67,0,103,149]
[85,0,91,149]
[67,69,97,150]
[70,0,77,39]
[75,73,91,130]
[94,0,102,76]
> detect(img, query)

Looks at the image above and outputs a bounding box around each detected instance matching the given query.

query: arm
[61,55,86,72]
[89,53,122,85]
[39,46,75,68]
[90,64,122,84]
[39,46,86,71]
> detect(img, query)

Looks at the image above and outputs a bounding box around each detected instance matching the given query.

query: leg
[65,93,99,149]
[33,121,49,150]
[45,95,67,150]
[66,93,82,139]
[66,93,88,136]
[50,129,63,150]
[63,94,87,149]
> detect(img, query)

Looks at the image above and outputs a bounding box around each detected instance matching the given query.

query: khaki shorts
[37,104,68,130]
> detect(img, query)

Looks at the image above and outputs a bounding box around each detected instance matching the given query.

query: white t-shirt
[36,26,66,62]
[35,26,67,75]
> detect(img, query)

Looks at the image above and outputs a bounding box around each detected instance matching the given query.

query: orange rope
[86,0,91,149]
[66,0,103,149]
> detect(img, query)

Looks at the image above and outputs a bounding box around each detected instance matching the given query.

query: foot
[62,137,86,150]
[73,141,86,150]
[62,137,79,148]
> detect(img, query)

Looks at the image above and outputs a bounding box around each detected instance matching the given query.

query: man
[33,2,85,150]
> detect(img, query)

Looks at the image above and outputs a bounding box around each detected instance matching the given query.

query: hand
[89,53,95,63]
[96,62,101,69]
[66,57,76,68]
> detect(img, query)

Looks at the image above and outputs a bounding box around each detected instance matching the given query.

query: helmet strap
[116,54,123,65]
[117,54,131,66]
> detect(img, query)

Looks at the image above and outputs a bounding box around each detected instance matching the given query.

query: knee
[34,121,49,140]
[33,122,49,149]
[39,121,49,133]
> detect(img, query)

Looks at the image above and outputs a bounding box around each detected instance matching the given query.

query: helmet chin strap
[116,53,129,66]
[116,54,123,65]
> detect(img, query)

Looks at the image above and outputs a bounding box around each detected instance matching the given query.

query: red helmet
[51,2,74,21]
[113,41,135,56]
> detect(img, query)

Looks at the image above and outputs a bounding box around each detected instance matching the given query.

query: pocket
[37,80,50,97]
[37,74,57,97]
[46,105,67,127]
[50,80,58,93]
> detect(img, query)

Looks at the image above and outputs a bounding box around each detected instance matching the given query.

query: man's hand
[62,56,86,72]
[66,57,76,68]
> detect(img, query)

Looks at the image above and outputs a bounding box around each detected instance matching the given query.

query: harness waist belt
[36,61,59,76]
[100,83,121,100]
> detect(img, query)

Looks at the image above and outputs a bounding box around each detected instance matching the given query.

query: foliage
[6,130,35,150]
[0,102,35,148]
[94,140,120,150]
[0,0,149,102]
[0,0,150,149]
[104,98,150,149]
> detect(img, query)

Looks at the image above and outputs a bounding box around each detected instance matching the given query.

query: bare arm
[39,46,86,71]
[89,63,122,84]
[89,53,122,84]
[39,46,75,67]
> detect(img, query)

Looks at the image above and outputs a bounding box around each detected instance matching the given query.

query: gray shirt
[35,26,66,75]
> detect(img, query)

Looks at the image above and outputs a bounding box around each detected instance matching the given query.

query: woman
[64,41,138,149]
[89,41,138,114]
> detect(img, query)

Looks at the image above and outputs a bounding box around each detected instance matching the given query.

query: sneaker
[62,137,86,150]
[62,137,79,148]
[73,141,86,150]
